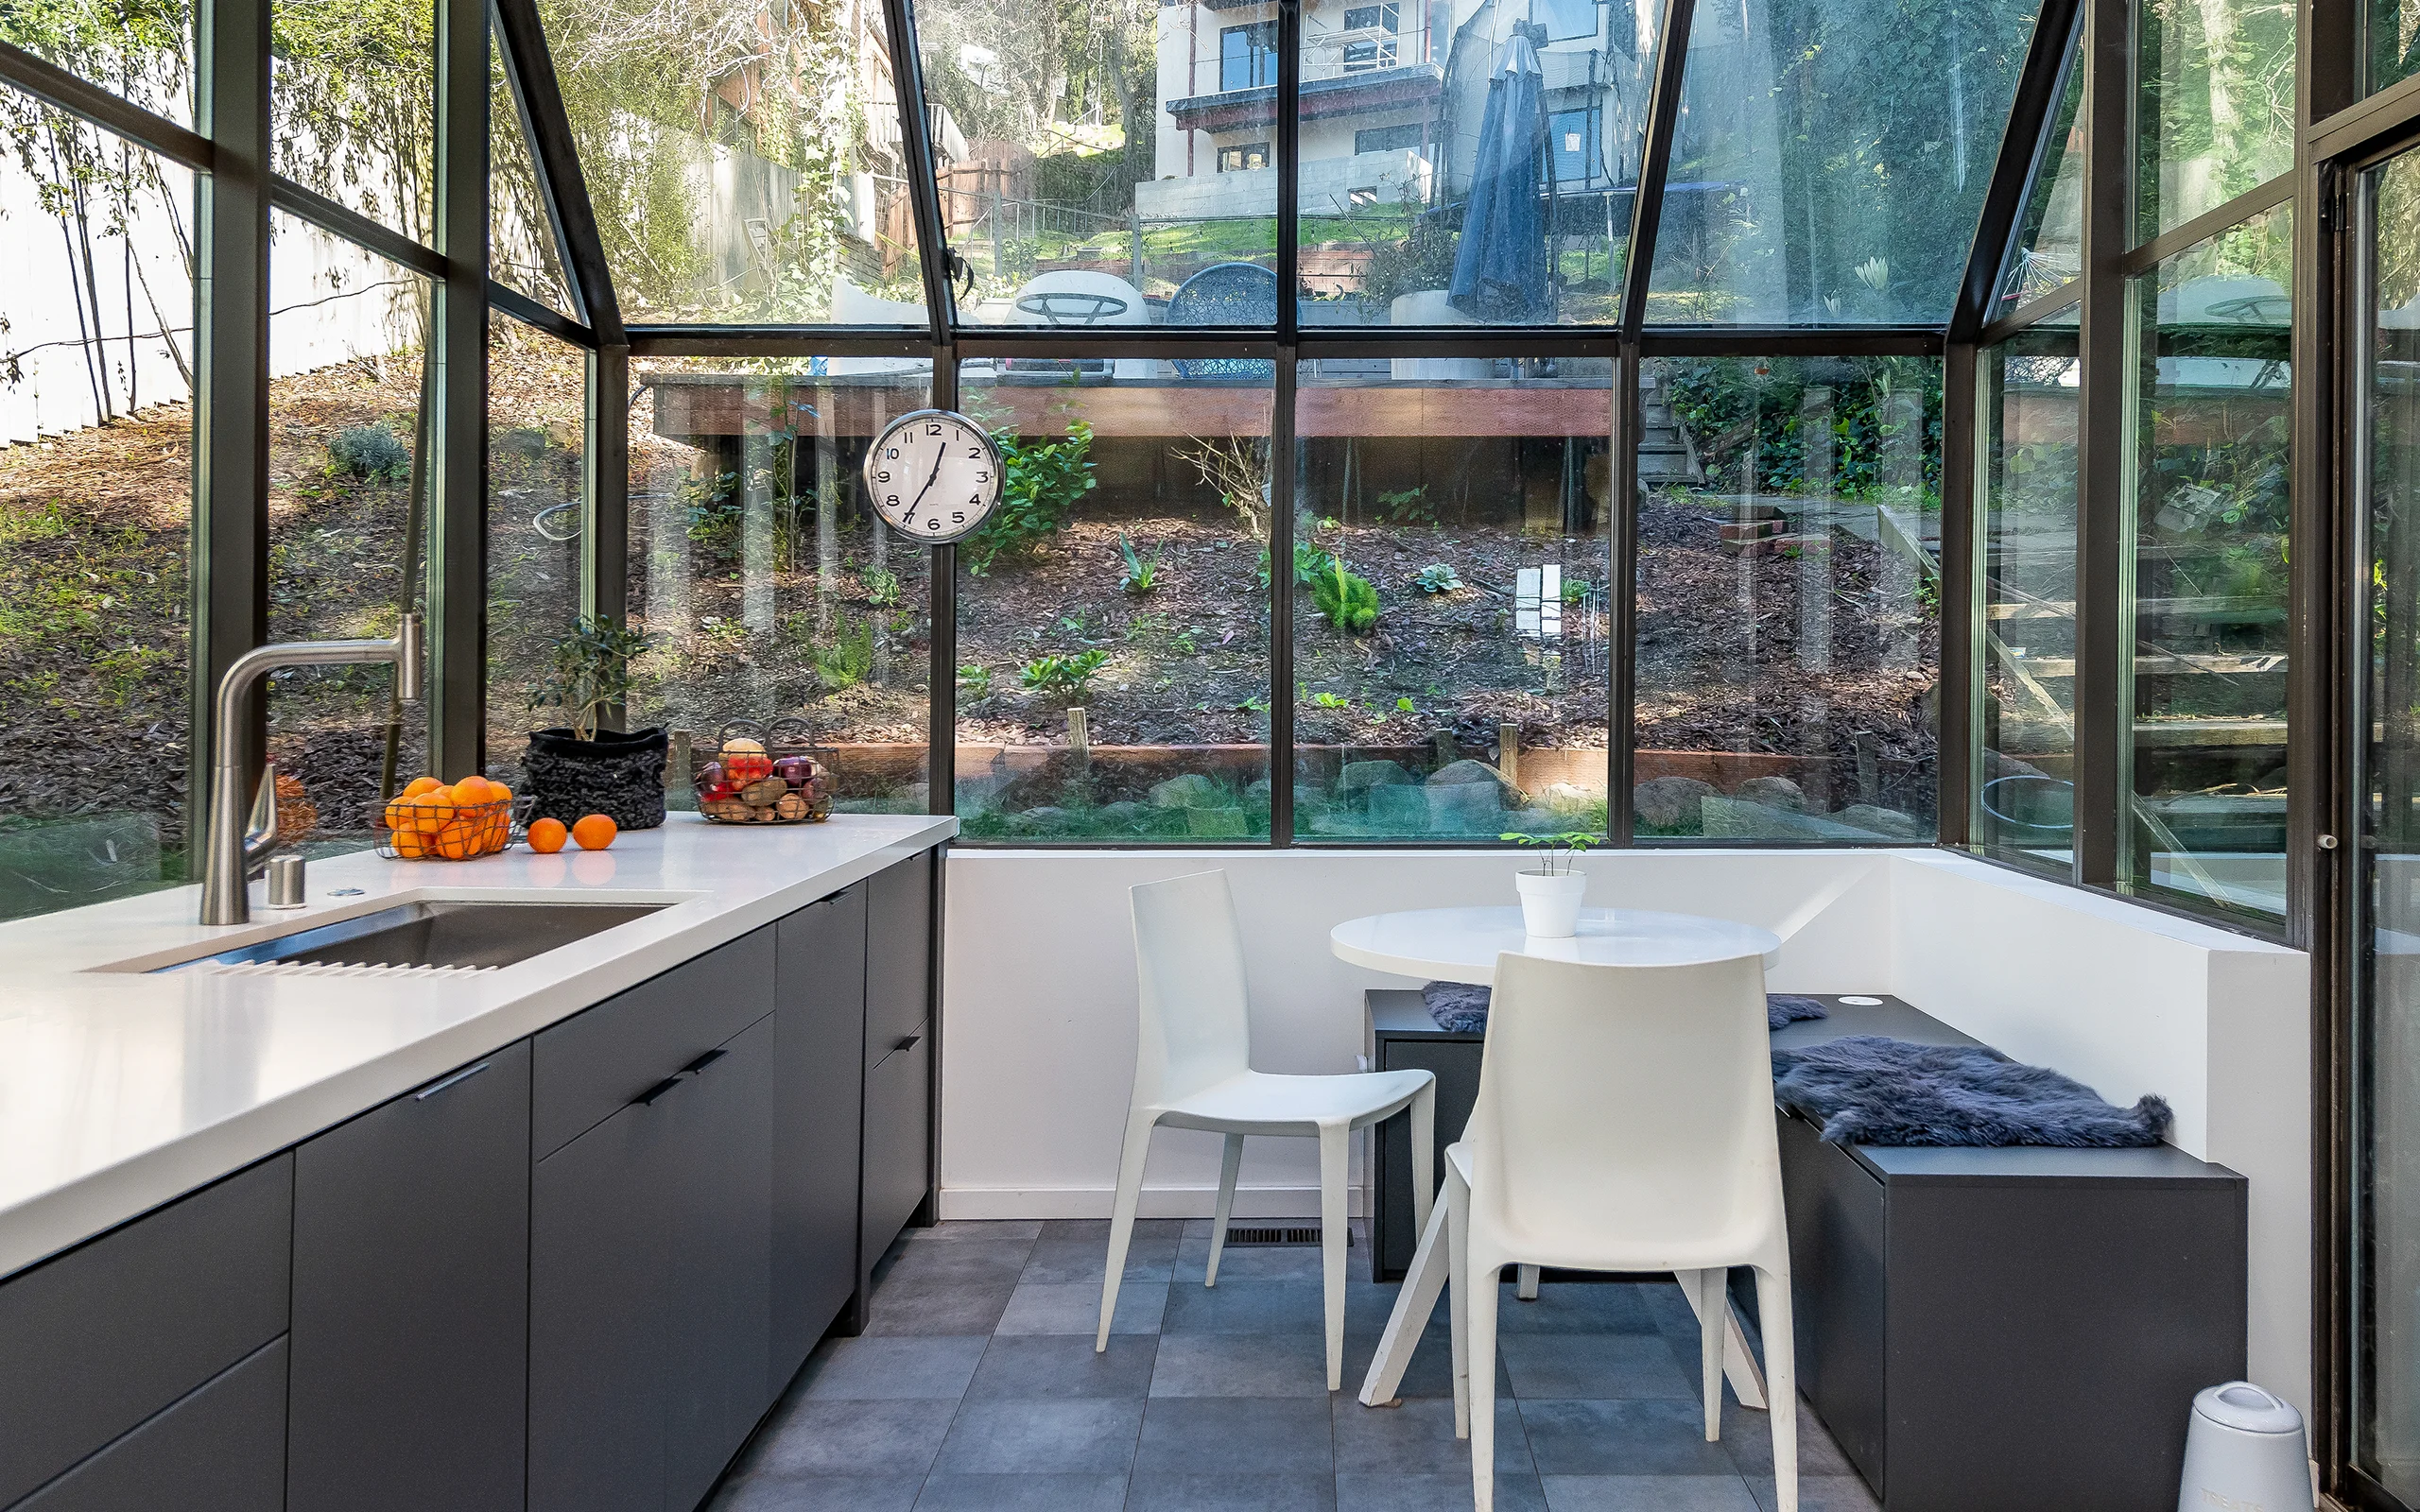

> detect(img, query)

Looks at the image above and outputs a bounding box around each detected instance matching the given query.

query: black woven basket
[522,726,667,831]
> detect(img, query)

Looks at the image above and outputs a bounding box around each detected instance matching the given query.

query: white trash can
[2177,1382,2311,1512]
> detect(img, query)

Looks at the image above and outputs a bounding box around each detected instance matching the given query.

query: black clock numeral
[925,516,942,530]
[886,494,900,507]
[968,446,983,458]
[951,511,966,524]
[975,471,991,483]
[926,422,942,436]
[873,469,890,483]
[885,446,899,459]
[969,492,982,505]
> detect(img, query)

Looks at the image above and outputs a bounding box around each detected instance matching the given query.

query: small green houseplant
[1501,831,1599,936]
[523,615,667,831]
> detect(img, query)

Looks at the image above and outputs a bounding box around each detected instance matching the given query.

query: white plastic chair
[1445,950,1797,1512]
[1100,870,1436,1390]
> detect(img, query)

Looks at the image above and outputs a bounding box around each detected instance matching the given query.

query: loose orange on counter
[570,814,617,850]
[527,816,568,853]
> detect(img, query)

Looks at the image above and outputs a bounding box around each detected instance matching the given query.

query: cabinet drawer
[12,1339,287,1512]
[0,1156,292,1507]
[534,925,775,1159]
[864,852,933,1071]
[861,1022,932,1277]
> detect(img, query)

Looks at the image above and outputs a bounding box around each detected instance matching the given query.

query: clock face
[863,410,1002,545]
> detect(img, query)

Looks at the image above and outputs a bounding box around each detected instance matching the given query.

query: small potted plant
[1502,830,1597,937]
[524,615,666,831]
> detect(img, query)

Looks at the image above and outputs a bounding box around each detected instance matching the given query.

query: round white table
[1329,905,1781,985]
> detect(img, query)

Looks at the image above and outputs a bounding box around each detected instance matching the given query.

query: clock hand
[901,437,945,523]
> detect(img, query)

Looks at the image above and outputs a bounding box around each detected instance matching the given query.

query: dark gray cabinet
[530,1002,776,1512]
[865,850,934,1070]
[287,1041,531,1512]
[0,1156,291,1507]
[860,1022,932,1286]
[772,885,868,1386]
[15,1340,288,1512]
[860,850,936,1294]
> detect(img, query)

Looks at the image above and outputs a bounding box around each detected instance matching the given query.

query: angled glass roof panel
[910,0,1276,327]
[490,38,577,318]
[539,0,928,325]
[1288,0,1658,327]
[270,0,437,246]
[1645,0,2050,326]
[1990,16,2083,319]
[1,0,194,125]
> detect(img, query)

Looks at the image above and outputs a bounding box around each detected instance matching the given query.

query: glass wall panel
[1975,322,2079,869]
[1634,354,1942,840]
[486,316,585,790]
[491,43,576,318]
[544,0,927,324]
[626,360,934,811]
[0,0,191,124]
[1290,357,1609,838]
[264,212,431,840]
[1288,0,1655,328]
[1992,22,2084,318]
[1645,0,2046,325]
[270,0,435,245]
[2371,0,2420,94]
[2135,0,2294,242]
[912,0,1277,326]
[2121,203,2290,920]
[2359,140,2420,1505]
[954,361,1273,839]
[0,130,194,919]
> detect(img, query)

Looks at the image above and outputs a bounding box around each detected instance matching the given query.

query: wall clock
[862,408,1003,544]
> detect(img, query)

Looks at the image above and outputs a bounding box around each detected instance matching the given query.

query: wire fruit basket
[695,718,834,825]
[376,782,518,860]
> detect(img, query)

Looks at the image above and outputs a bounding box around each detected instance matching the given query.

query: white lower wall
[940,846,2311,1416]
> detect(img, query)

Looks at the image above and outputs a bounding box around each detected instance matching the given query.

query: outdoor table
[1331,904,1783,1411]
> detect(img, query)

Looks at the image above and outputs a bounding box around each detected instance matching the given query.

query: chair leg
[1756,1265,1799,1512]
[1446,1160,1472,1438]
[1468,1261,1502,1512]
[1696,1268,1724,1440]
[1204,1133,1244,1287]
[1318,1119,1351,1391]
[1516,1264,1540,1300]
[1098,1109,1157,1353]
[1409,1082,1435,1238]
[1359,1196,1449,1406]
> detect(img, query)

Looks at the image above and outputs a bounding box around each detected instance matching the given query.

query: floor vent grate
[1224,1226,1347,1246]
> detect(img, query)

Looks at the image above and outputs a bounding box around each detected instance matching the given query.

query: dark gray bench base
[1366,988,2250,1512]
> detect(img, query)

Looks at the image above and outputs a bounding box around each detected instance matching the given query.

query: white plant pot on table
[1515,868,1587,937]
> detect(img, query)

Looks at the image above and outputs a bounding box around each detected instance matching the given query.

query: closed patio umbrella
[1449,26,1551,322]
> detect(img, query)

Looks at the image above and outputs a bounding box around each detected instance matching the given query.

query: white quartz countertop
[0,812,955,1280]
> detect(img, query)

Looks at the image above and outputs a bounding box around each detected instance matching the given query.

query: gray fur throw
[1420,984,1831,1035]
[1771,1035,2173,1148]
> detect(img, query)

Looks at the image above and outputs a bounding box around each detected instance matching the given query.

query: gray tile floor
[710,1220,1878,1512]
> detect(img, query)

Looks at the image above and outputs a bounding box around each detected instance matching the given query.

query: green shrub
[1020,648,1109,697]
[964,421,1097,575]
[813,616,875,691]
[1312,559,1379,634]
[328,424,411,482]
[1412,563,1462,593]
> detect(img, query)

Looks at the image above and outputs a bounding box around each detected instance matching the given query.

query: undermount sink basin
[160,900,667,974]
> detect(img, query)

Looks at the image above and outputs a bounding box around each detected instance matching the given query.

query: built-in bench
[1366,988,2249,1512]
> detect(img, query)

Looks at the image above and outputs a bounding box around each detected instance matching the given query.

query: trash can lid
[2193,1382,2305,1435]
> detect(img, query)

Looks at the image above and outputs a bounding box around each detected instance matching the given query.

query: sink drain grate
[196,960,500,979]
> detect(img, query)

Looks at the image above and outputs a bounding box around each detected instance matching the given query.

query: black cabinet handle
[414,1061,491,1101]
[634,1047,730,1107]
[895,1034,922,1053]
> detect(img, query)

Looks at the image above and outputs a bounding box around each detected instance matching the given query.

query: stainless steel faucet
[200,614,424,925]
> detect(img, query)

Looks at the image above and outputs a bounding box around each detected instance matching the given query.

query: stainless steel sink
[160,900,667,974]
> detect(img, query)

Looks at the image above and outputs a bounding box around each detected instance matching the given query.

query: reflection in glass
[491,41,576,317]
[1647,0,2045,325]
[485,318,585,790]
[270,0,435,245]
[2360,144,2420,1508]
[1295,0,1652,327]
[2123,205,2290,919]
[1976,326,2078,870]
[1292,358,1610,837]
[912,0,1276,325]
[952,362,1272,840]
[1634,356,1941,840]
[0,131,194,919]
[0,0,191,124]
[542,0,926,323]
[626,361,934,811]
[2372,0,2420,94]
[265,211,430,839]
[1991,21,2083,318]
[2135,0,2295,241]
